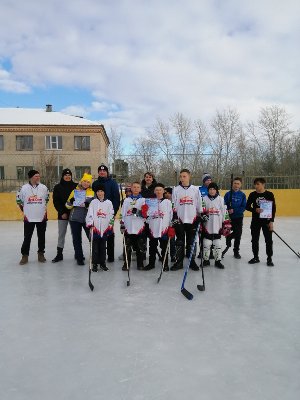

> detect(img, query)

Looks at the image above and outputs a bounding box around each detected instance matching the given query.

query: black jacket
[246,190,276,222]
[53,179,77,219]
[140,179,157,198]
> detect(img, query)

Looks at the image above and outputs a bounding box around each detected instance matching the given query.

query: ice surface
[0,218,299,400]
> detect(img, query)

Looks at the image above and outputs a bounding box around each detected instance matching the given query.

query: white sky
[0,0,299,139]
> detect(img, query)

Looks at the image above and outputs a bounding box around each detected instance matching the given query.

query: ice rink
[0,218,300,400]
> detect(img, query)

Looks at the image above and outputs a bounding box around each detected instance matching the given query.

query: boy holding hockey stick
[246,177,276,267]
[144,183,174,271]
[120,182,148,271]
[202,182,231,269]
[86,184,115,272]
[171,169,204,271]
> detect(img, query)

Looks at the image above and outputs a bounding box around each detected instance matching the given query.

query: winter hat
[98,164,109,173]
[208,182,219,192]
[96,184,106,193]
[202,173,212,184]
[28,169,40,179]
[62,168,72,177]
[81,173,93,184]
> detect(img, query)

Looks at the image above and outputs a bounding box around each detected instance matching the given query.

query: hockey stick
[181,222,201,300]
[157,238,170,283]
[197,231,205,291]
[123,234,131,286]
[88,228,94,292]
[273,230,300,258]
[222,173,234,258]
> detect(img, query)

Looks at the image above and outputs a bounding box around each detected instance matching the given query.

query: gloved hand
[84,201,90,208]
[200,213,209,223]
[132,207,137,215]
[172,212,180,226]
[70,197,75,204]
[141,204,149,218]
[220,222,232,237]
[167,226,176,238]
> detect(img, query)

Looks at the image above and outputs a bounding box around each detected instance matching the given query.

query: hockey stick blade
[181,287,193,300]
[197,284,205,291]
[88,270,94,291]
[127,279,130,286]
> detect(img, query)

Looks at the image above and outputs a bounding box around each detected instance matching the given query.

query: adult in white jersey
[170,169,203,271]
[16,170,49,265]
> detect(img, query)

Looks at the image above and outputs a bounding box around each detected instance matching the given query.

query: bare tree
[108,126,122,173]
[170,112,193,169]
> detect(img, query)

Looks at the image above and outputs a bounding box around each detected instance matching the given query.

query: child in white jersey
[170,169,203,271]
[144,183,174,271]
[202,182,231,269]
[120,182,147,271]
[86,184,114,272]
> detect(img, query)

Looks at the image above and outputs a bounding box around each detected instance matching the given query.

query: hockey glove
[200,213,209,223]
[172,212,180,226]
[167,226,176,238]
[220,222,232,237]
[131,207,138,216]
[141,204,149,218]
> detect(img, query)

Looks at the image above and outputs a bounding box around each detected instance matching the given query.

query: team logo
[208,207,220,215]
[179,196,193,205]
[97,209,107,218]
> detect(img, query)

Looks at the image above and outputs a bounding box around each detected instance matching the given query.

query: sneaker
[92,264,98,272]
[77,259,85,266]
[100,263,109,271]
[248,257,260,264]
[234,251,241,259]
[215,260,225,269]
[190,260,199,271]
[203,260,210,267]
[19,255,28,265]
[267,258,274,267]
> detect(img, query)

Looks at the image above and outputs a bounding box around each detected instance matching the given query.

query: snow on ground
[0,218,299,400]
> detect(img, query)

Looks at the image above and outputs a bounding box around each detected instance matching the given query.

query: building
[0,105,109,189]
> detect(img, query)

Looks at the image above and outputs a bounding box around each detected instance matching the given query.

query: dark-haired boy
[224,177,246,259]
[246,177,276,267]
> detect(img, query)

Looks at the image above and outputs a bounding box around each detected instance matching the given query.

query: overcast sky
[0,0,299,140]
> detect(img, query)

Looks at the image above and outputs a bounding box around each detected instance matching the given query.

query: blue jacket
[199,185,208,197]
[92,177,120,215]
[224,190,246,219]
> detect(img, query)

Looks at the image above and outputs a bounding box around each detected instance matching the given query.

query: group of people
[16,165,276,272]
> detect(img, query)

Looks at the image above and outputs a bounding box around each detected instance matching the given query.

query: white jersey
[121,196,146,235]
[172,184,203,224]
[147,198,173,238]
[203,195,228,234]
[16,183,49,222]
[86,198,114,238]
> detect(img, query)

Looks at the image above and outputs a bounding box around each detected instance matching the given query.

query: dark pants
[174,223,196,263]
[226,217,243,252]
[21,220,47,255]
[106,233,115,260]
[124,234,146,268]
[69,221,90,262]
[250,220,273,258]
[149,237,169,267]
[92,238,106,265]
[169,237,176,259]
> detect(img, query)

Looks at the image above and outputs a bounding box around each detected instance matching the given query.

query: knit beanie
[98,164,109,173]
[62,168,72,177]
[28,169,39,179]
[81,173,93,184]
[208,182,219,192]
[202,173,212,184]
[96,184,106,193]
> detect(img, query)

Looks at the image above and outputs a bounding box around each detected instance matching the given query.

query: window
[45,136,62,150]
[46,166,63,178]
[16,136,33,151]
[0,166,4,179]
[17,166,34,180]
[0,135,3,150]
[75,166,91,179]
[74,136,90,151]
